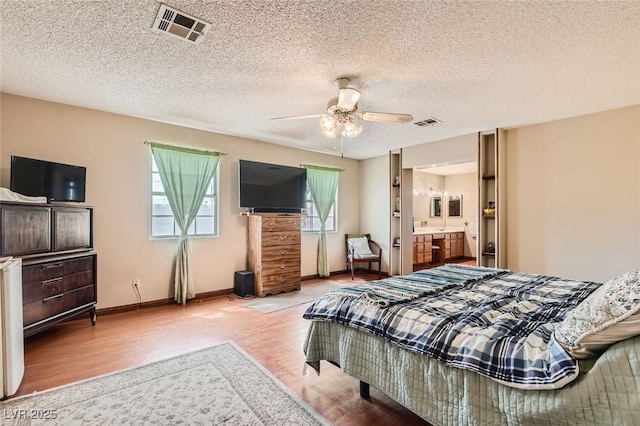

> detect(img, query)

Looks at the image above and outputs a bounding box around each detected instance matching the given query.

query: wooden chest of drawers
[248,214,301,297]
[22,252,97,337]
[1,201,97,337]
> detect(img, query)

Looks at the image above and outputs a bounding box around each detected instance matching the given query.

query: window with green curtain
[149,142,221,304]
[151,156,218,238]
[302,184,337,232]
[303,164,341,277]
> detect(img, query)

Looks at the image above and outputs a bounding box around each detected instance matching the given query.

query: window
[151,157,218,237]
[302,186,337,232]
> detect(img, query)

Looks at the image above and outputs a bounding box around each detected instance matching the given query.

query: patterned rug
[1,342,329,425]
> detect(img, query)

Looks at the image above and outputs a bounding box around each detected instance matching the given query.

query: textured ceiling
[1,1,639,160]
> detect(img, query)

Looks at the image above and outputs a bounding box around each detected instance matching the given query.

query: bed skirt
[304,321,640,426]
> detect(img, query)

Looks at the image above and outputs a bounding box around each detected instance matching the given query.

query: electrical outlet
[132,278,140,289]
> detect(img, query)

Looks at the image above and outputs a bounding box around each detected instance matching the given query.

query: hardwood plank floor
[13,273,429,425]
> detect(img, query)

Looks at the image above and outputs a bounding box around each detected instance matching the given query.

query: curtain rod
[144,141,227,156]
[300,164,344,172]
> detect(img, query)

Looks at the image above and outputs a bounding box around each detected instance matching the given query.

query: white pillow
[348,237,373,258]
[554,270,640,359]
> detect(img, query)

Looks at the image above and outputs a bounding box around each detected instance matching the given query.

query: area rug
[1,342,330,426]
[244,281,345,313]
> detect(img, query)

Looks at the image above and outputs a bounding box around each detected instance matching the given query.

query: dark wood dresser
[0,202,97,337]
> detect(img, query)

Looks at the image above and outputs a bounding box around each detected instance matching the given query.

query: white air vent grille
[414,117,442,127]
[152,4,210,44]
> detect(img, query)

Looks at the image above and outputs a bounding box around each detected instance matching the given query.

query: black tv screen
[10,156,86,202]
[239,160,307,212]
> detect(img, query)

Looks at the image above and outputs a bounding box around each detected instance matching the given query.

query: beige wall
[360,154,390,273]
[0,94,361,308]
[402,133,477,169]
[504,105,640,282]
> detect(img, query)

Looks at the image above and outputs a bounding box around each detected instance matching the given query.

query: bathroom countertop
[413,226,465,235]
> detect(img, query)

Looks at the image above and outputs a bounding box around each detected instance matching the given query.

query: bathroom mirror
[448,195,462,217]
[430,196,442,217]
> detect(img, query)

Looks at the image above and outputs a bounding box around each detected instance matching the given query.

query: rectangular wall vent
[414,117,442,127]
[152,4,210,44]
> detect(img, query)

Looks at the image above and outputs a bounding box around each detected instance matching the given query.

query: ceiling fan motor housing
[327,97,357,115]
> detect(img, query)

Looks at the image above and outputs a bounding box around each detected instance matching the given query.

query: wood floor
[14,273,430,426]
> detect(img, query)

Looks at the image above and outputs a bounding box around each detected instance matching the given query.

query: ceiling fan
[272,78,414,139]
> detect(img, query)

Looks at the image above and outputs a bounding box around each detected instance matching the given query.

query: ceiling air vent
[414,117,442,127]
[152,4,210,44]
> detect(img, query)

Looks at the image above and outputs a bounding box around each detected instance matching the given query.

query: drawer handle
[42,277,63,285]
[280,249,287,255]
[268,222,274,226]
[279,278,286,283]
[279,235,287,240]
[43,262,64,269]
[43,294,64,303]
[280,263,286,269]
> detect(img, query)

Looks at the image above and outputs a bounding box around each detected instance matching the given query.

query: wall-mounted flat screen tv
[10,155,86,202]
[239,160,307,213]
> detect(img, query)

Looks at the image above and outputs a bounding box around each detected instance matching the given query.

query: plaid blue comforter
[303,264,601,389]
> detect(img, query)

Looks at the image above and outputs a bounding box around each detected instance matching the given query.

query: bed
[302,265,640,425]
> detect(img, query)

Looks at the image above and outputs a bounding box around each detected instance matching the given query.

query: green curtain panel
[304,165,341,277]
[150,143,220,304]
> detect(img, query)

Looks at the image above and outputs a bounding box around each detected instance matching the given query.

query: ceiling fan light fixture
[337,87,361,111]
[342,119,362,137]
[320,114,336,132]
[322,127,338,139]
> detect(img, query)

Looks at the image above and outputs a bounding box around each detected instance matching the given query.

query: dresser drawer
[260,272,301,290]
[23,270,94,305]
[261,259,301,276]
[261,244,301,260]
[261,217,301,232]
[22,255,94,284]
[261,231,301,247]
[23,284,95,326]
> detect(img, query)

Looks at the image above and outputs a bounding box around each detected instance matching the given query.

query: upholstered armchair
[345,234,382,279]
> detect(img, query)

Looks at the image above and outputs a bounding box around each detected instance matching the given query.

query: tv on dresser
[10,155,86,203]
[238,160,306,213]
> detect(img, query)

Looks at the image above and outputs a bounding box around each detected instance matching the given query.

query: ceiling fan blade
[337,87,361,110]
[271,114,324,121]
[359,111,414,124]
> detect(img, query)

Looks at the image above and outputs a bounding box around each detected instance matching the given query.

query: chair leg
[350,261,354,280]
[378,263,381,279]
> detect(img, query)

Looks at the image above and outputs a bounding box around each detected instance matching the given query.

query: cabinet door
[451,240,459,258]
[0,205,51,256]
[52,207,92,251]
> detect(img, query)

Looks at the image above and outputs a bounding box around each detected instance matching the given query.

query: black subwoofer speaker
[234,271,255,297]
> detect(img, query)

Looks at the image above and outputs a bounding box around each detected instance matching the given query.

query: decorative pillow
[348,237,373,258]
[554,270,640,359]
